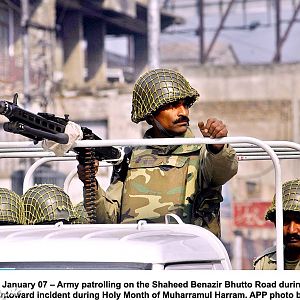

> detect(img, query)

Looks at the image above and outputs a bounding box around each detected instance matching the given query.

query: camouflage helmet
[131,68,199,123]
[265,179,300,222]
[71,202,90,224]
[22,184,77,225]
[0,188,24,225]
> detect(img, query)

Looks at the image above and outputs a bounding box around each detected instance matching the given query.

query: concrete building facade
[0,0,180,191]
[0,0,299,269]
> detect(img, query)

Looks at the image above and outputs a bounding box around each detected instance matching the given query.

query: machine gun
[0,94,121,223]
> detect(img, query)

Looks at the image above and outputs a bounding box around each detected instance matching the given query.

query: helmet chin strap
[152,117,174,137]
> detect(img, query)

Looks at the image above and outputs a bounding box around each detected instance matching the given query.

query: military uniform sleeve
[253,246,277,270]
[253,255,277,270]
[200,144,238,188]
[93,181,123,223]
[253,256,265,270]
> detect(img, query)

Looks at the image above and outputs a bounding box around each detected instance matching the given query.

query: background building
[1,0,300,269]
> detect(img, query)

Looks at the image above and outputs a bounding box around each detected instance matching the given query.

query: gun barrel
[22,125,69,144]
[0,100,67,135]
[0,101,8,115]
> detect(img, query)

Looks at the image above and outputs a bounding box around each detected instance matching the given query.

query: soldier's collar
[144,127,201,154]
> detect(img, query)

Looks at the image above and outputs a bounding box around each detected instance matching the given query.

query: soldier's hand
[77,159,99,183]
[198,118,228,152]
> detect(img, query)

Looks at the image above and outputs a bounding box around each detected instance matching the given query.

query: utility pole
[274,0,281,62]
[148,0,160,69]
[198,0,205,64]
[21,0,30,108]
[292,98,300,177]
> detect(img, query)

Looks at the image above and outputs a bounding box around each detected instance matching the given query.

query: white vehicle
[0,216,232,270]
[0,137,297,270]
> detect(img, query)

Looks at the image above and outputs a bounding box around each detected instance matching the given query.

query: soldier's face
[283,211,300,252]
[154,99,190,136]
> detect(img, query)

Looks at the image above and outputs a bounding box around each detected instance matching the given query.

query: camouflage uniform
[254,246,300,270]
[92,69,238,237]
[94,128,237,236]
[253,179,300,270]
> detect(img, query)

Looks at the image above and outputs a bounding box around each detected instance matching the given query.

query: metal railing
[1,136,299,270]
[2,139,300,159]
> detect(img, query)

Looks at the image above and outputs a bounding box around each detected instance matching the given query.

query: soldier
[253,179,300,270]
[71,202,90,224]
[22,184,77,225]
[0,188,24,225]
[78,68,238,237]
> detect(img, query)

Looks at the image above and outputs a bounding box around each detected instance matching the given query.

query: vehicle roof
[0,222,231,267]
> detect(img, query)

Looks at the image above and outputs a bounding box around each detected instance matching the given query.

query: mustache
[173,116,190,125]
[284,234,300,242]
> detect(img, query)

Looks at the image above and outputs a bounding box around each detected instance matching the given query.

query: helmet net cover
[72,202,90,224]
[131,68,199,123]
[22,184,77,225]
[265,179,300,221]
[0,188,24,224]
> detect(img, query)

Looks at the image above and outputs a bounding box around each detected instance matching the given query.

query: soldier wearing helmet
[0,188,24,225]
[254,179,300,270]
[71,202,90,224]
[22,184,77,225]
[78,68,238,237]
